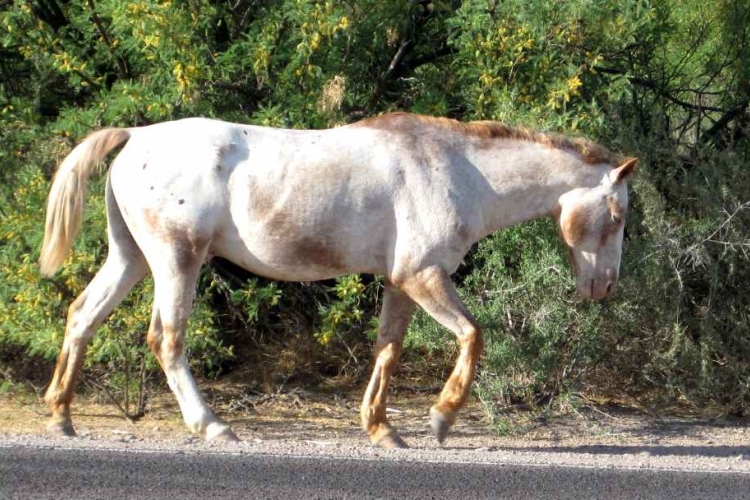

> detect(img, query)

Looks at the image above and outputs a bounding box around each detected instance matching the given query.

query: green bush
[1,0,749,425]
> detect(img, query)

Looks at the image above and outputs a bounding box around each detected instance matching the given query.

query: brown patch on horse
[147,314,184,366]
[171,233,210,272]
[354,113,618,165]
[600,195,625,245]
[608,195,624,223]
[142,208,210,271]
[290,235,346,270]
[143,208,160,232]
[434,322,484,418]
[45,289,90,413]
[161,326,185,364]
[248,185,277,220]
[561,205,587,246]
[147,312,163,361]
[49,349,80,408]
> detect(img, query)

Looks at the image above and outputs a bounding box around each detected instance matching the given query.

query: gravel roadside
[3,388,750,472]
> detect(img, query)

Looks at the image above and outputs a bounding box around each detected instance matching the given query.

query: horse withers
[39,113,636,448]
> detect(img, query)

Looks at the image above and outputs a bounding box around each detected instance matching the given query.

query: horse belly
[214,205,393,282]
[214,230,387,282]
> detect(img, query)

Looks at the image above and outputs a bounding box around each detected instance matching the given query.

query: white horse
[39,112,636,448]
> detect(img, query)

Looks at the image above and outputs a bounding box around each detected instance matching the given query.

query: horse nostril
[606,282,614,295]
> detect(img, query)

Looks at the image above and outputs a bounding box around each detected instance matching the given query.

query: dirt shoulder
[3,382,750,465]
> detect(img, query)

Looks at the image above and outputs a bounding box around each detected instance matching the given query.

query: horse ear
[610,157,637,184]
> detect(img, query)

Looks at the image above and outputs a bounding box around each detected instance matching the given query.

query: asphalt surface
[2,444,750,500]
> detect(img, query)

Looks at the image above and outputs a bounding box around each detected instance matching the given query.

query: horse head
[557,157,637,300]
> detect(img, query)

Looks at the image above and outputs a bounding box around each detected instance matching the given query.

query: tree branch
[32,0,69,32]
[367,1,435,109]
[86,0,131,79]
[593,65,725,113]
[699,100,750,147]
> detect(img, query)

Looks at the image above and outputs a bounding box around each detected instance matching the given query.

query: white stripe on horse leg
[45,256,147,436]
[360,284,415,448]
[399,266,484,445]
[147,256,237,442]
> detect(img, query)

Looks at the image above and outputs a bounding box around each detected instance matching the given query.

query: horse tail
[39,128,131,277]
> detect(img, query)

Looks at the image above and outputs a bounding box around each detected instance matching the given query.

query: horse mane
[354,112,619,166]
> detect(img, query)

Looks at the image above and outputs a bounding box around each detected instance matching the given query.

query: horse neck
[470,141,608,236]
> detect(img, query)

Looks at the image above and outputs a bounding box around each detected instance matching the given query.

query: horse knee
[160,332,185,365]
[64,293,95,340]
[460,325,484,357]
[147,318,184,368]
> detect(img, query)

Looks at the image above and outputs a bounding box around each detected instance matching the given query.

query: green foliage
[1,0,749,425]
[316,274,369,346]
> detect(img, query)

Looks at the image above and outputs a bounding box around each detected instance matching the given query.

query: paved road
[2,445,750,500]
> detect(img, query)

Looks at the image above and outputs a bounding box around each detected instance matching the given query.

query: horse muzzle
[577,274,617,300]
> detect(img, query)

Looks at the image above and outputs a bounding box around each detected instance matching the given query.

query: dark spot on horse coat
[178,199,185,205]
[171,231,209,272]
[455,223,470,241]
[290,236,346,271]
[364,195,382,209]
[217,143,235,159]
[142,163,147,170]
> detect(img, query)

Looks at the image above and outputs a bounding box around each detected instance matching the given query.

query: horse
[39,112,636,448]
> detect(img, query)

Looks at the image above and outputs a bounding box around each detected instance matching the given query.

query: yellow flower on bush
[567,75,582,96]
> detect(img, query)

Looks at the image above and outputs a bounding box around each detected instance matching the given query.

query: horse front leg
[360,284,415,449]
[147,248,238,442]
[399,266,484,444]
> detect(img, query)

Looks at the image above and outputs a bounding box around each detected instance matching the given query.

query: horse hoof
[48,420,77,438]
[376,433,409,449]
[429,408,452,444]
[207,426,240,443]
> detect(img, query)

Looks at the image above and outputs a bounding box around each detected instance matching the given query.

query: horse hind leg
[360,284,415,449]
[397,266,484,445]
[145,241,237,442]
[45,180,148,436]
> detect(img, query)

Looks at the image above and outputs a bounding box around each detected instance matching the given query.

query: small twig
[124,354,130,417]
[486,266,564,295]
[137,356,147,416]
[85,379,136,424]
[700,201,750,246]
[575,393,622,421]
